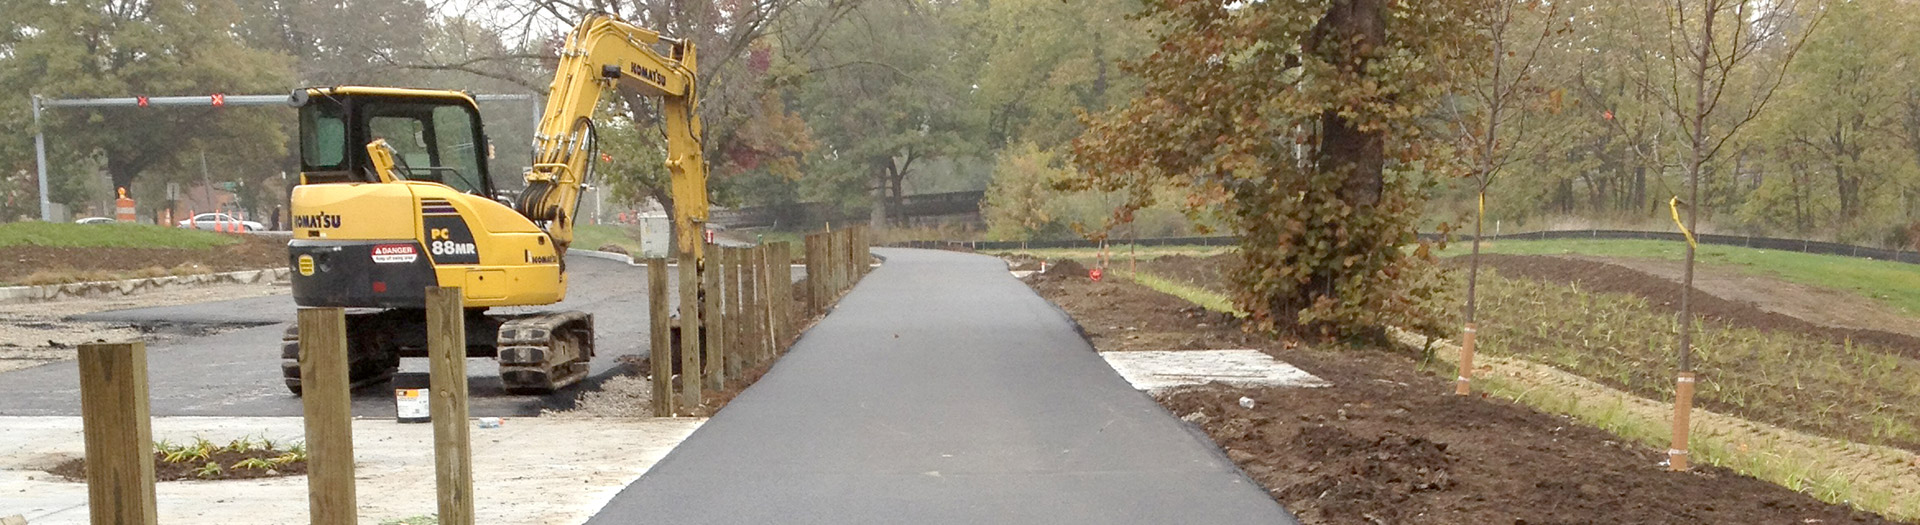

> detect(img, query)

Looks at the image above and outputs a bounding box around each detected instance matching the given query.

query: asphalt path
[586,248,1296,524]
[0,254,684,417]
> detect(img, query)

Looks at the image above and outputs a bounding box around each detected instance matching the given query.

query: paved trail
[587,248,1295,524]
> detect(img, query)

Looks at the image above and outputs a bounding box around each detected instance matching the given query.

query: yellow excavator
[280,14,707,395]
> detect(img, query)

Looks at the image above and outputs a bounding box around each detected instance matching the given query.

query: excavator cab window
[297,94,493,197]
[361,102,491,195]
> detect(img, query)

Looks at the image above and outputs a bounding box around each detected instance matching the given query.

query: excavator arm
[519,13,708,262]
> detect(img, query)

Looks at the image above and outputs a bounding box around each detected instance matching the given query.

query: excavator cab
[294,88,493,196]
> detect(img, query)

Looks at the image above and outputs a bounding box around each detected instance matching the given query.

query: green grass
[0,222,237,249]
[1441,238,1920,314]
[572,224,642,254]
[1129,270,1245,316]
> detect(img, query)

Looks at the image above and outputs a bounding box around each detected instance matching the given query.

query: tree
[1651,0,1822,472]
[1448,0,1562,394]
[964,0,1148,151]
[1075,0,1468,337]
[786,0,977,227]
[0,0,292,206]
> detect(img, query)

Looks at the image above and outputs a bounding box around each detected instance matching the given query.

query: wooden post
[749,245,769,362]
[804,234,823,315]
[737,248,753,368]
[647,258,673,417]
[770,242,792,348]
[77,341,157,525]
[848,227,864,286]
[678,250,703,411]
[855,225,869,277]
[298,307,357,525]
[702,243,726,390]
[425,287,474,525]
[721,248,744,369]
[829,230,844,295]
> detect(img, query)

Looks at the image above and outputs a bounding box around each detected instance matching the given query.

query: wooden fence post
[702,243,726,390]
[743,245,764,364]
[830,230,845,295]
[77,341,157,525]
[804,234,822,315]
[678,248,703,411]
[299,307,357,525]
[757,244,775,359]
[854,225,868,277]
[425,287,473,525]
[721,247,743,372]
[770,242,792,348]
[647,258,673,417]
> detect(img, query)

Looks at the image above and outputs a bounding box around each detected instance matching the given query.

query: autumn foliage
[1073,0,1468,337]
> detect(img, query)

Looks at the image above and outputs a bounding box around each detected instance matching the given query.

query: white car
[178,213,264,232]
[74,217,116,225]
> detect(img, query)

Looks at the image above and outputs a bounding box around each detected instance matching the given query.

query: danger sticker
[372,244,419,264]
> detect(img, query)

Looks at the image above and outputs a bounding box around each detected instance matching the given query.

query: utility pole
[32,95,50,221]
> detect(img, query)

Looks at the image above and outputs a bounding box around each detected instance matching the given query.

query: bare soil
[49,449,306,482]
[1027,263,1904,524]
[0,234,287,285]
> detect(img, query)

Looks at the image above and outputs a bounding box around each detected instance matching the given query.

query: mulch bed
[49,449,307,482]
[1024,264,1903,524]
[0,235,288,285]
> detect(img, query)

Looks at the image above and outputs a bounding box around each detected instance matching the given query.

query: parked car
[73,217,115,225]
[177,213,264,232]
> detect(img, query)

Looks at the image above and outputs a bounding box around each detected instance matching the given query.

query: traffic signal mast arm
[519,13,708,261]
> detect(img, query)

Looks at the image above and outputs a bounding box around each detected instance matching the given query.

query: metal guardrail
[894,230,1920,265]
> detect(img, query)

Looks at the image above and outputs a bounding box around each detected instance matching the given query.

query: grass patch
[1128,270,1244,316]
[0,222,236,249]
[573,224,643,254]
[1440,238,1920,314]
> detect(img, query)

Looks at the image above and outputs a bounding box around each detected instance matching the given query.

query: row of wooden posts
[647,225,873,417]
[75,289,476,525]
[69,225,872,524]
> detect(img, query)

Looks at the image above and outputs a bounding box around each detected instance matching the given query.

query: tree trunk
[1312,0,1386,209]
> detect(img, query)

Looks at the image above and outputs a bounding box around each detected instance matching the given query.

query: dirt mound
[1459,254,1920,361]
[0,235,287,285]
[1039,258,1087,278]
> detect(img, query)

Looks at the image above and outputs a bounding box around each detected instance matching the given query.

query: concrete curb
[0,267,291,305]
[572,248,639,265]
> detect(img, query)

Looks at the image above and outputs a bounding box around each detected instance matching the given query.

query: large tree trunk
[1311,0,1386,209]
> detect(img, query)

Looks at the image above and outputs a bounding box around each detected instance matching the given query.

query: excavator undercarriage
[278,309,593,395]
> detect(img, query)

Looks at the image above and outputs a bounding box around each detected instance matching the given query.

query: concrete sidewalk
[586,248,1295,524]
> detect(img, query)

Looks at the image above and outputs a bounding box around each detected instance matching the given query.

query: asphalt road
[0,254,678,417]
[586,248,1297,524]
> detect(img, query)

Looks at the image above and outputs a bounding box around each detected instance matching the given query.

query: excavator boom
[520,14,708,261]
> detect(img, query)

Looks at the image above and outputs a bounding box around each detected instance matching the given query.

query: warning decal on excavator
[371,244,419,264]
[421,199,480,265]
